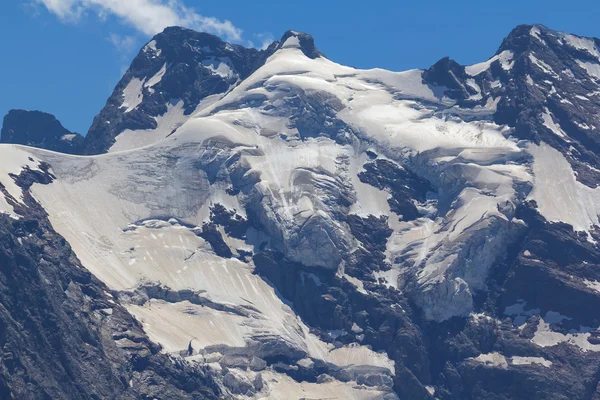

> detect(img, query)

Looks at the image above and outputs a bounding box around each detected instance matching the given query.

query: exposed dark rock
[345,214,392,280]
[276,30,323,59]
[1,110,83,154]
[82,28,324,155]
[424,23,600,187]
[199,222,233,258]
[209,204,249,240]
[5,23,600,400]
[359,159,436,221]
[423,57,475,100]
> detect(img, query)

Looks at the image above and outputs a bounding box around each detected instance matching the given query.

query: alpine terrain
[2,24,600,399]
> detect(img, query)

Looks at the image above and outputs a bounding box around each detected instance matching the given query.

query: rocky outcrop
[82,28,271,155]
[1,109,83,154]
[4,23,600,400]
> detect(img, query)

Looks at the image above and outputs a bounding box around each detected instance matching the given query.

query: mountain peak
[496,24,552,55]
[1,109,83,154]
[275,30,323,59]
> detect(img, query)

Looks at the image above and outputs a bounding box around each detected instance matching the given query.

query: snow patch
[584,279,600,293]
[528,142,600,234]
[121,78,145,113]
[202,57,235,78]
[465,50,514,76]
[468,352,508,368]
[563,34,600,60]
[281,35,301,49]
[529,54,559,78]
[110,93,223,153]
[145,63,168,89]
[532,317,600,352]
[530,26,546,44]
[0,145,42,218]
[510,356,552,367]
[541,108,568,139]
[576,60,600,80]
[144,40,162,57]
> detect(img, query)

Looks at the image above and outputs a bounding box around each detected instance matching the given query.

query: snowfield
[4,27,600,399]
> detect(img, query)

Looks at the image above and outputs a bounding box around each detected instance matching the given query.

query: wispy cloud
[108,33,138,54]
[255,33,275,50]
[33,0,243,41]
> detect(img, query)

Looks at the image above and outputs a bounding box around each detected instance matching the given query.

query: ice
[121,78,145,113]
[0,145,43,218]
[128,300,248,352]
[26,140,395,375]
[322,345,394,372]
[61,134,78,141]
[281,35,301,49]
[341,99,517,153]
[349,152,392,218]
[528,142,600,234]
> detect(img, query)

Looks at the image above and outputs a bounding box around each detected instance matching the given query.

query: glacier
[3,24,600,399]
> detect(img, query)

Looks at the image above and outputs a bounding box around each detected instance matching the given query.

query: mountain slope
[82,27,270,154]
[2,25,600,399]
[0,163,221,399]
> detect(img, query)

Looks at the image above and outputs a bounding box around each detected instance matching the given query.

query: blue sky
[2,0,600,134]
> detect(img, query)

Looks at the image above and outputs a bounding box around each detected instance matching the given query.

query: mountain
[1,109,83,154]
[82,28,321,155]
[2,24,600,399]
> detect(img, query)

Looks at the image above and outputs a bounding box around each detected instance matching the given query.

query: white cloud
[255,33,275,50]
[34,0,243,41]
[108,34,138,54]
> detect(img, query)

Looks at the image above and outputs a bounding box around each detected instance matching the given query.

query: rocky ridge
[2,24,600,399]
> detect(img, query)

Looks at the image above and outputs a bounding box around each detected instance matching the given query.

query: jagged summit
[0,109,83,154]
[275,30,323,59]
[82,26,273,154]
[81,27,327,154]
[5,22,600,400]
[496,23,552,54]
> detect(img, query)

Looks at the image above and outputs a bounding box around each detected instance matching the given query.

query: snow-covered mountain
[3,24,600,399]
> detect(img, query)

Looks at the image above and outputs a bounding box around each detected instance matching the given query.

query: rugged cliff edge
[1,110,83,154]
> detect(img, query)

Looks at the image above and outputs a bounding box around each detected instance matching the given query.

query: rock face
[1,109,83,154]
[82,27,273,155]
[3,24,600,399]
